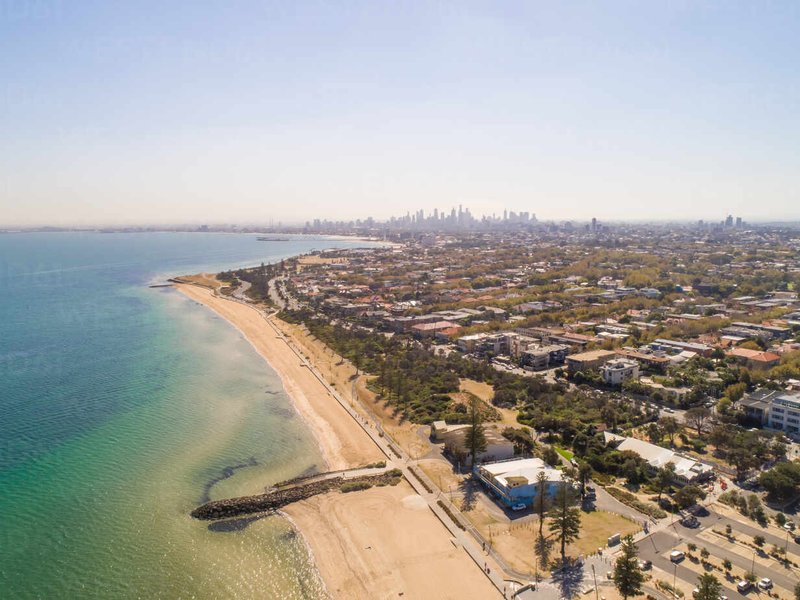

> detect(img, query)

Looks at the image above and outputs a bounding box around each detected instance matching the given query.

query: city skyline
[2,2,800,226]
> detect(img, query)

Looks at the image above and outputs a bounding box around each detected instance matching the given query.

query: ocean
[0,232,377,599]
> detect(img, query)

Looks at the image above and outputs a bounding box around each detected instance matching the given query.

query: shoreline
[174,283,502,599]
[175,284,383,472]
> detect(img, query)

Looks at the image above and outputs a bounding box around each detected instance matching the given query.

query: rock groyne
[191,469,402,520]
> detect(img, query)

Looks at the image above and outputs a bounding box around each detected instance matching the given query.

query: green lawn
[555,446,574,461]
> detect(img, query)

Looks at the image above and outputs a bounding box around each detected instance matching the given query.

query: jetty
[191,467,401,520]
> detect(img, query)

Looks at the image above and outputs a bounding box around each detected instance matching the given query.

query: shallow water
[0,232,376,598]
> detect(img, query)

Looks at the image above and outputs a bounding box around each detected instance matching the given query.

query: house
[411,320,460,338]
[565,349,616,374]
[725,347,781,370]
[603,432,713,485]
[648,338,713,357]
[475,458,564,508]
[600,358,640,386]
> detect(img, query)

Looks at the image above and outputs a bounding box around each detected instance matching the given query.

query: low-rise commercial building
[739,389,800,438]
[476,458,564,508]
[603,432,713,485]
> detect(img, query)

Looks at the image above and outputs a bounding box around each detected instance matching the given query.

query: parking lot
[635,503,799,598]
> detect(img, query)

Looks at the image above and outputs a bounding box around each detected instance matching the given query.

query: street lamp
[673,563,677,594]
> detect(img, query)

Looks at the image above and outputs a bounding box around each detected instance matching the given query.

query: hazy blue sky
[2,1,799,226]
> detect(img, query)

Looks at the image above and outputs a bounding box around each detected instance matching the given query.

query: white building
[603,432,713,485]
[476,457,564,508]
[600,358,640,386]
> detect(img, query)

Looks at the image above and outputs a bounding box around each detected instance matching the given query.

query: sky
[1,1,799,226]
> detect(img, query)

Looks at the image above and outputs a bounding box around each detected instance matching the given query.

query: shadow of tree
[551,559,585,600]
[459,477,479,512]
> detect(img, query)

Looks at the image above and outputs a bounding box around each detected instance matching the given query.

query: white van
[670,550,685,562]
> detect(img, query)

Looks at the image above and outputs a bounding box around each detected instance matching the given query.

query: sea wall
[191,469,402,520]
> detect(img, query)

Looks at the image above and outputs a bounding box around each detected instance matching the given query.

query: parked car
[638,560,652,570]
[670,550,685,562]
[737,580,752,593]
[510,503,526,511]
[681,516,700,528]
[783,522,795,531]
[692,588,700,598]
[757,578,772,590]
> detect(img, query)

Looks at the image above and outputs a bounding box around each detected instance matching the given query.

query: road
[636,510,800,595]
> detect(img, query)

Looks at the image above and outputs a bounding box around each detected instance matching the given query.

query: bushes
[341,481,373,493]
[606,486,668,519]
[437,500,466,530]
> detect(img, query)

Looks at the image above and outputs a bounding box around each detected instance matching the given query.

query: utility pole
[591,564,599,600]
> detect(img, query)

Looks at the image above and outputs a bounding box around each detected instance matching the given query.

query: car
[638,560,652,570]
[670,550,685,562]
[692,588,700,599]
[737,580,752,593]
[719,595,728,600]
[681,516,700,528]
[757,578,772,590]
[510,503,527,511]
[664,407,675,413]
[795,534,800,544]
[783,522,795,531]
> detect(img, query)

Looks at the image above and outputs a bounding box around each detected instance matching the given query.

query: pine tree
[614,535,644,600]
[548,479,581,563]
[464,397,487,467]
[535,470,549,535]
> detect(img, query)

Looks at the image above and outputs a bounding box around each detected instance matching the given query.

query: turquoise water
[0,232,374,599]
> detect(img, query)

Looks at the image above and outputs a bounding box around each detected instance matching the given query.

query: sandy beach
[284,480,500,600]
[176,284,383,471]
[176,283,502,599]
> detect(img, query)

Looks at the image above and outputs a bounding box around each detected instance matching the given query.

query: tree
[659,416,682,446]
[694,573,723,600]
[656,463,676,502]
[577,462,592,500]
[685,407,712,437]
[548,479,582,563]
[646,423,662,444]
[464,397,487,467]
[542,446,560,466]
[723,558,732,573]
[753,535,765,547]
[794,581,800,600]
[535,470,550,536]
[613,535,644,600]
[674,484,707,510]
[759,461,800,500]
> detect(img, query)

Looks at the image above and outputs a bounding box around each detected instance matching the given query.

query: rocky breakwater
[191,469,402,520]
